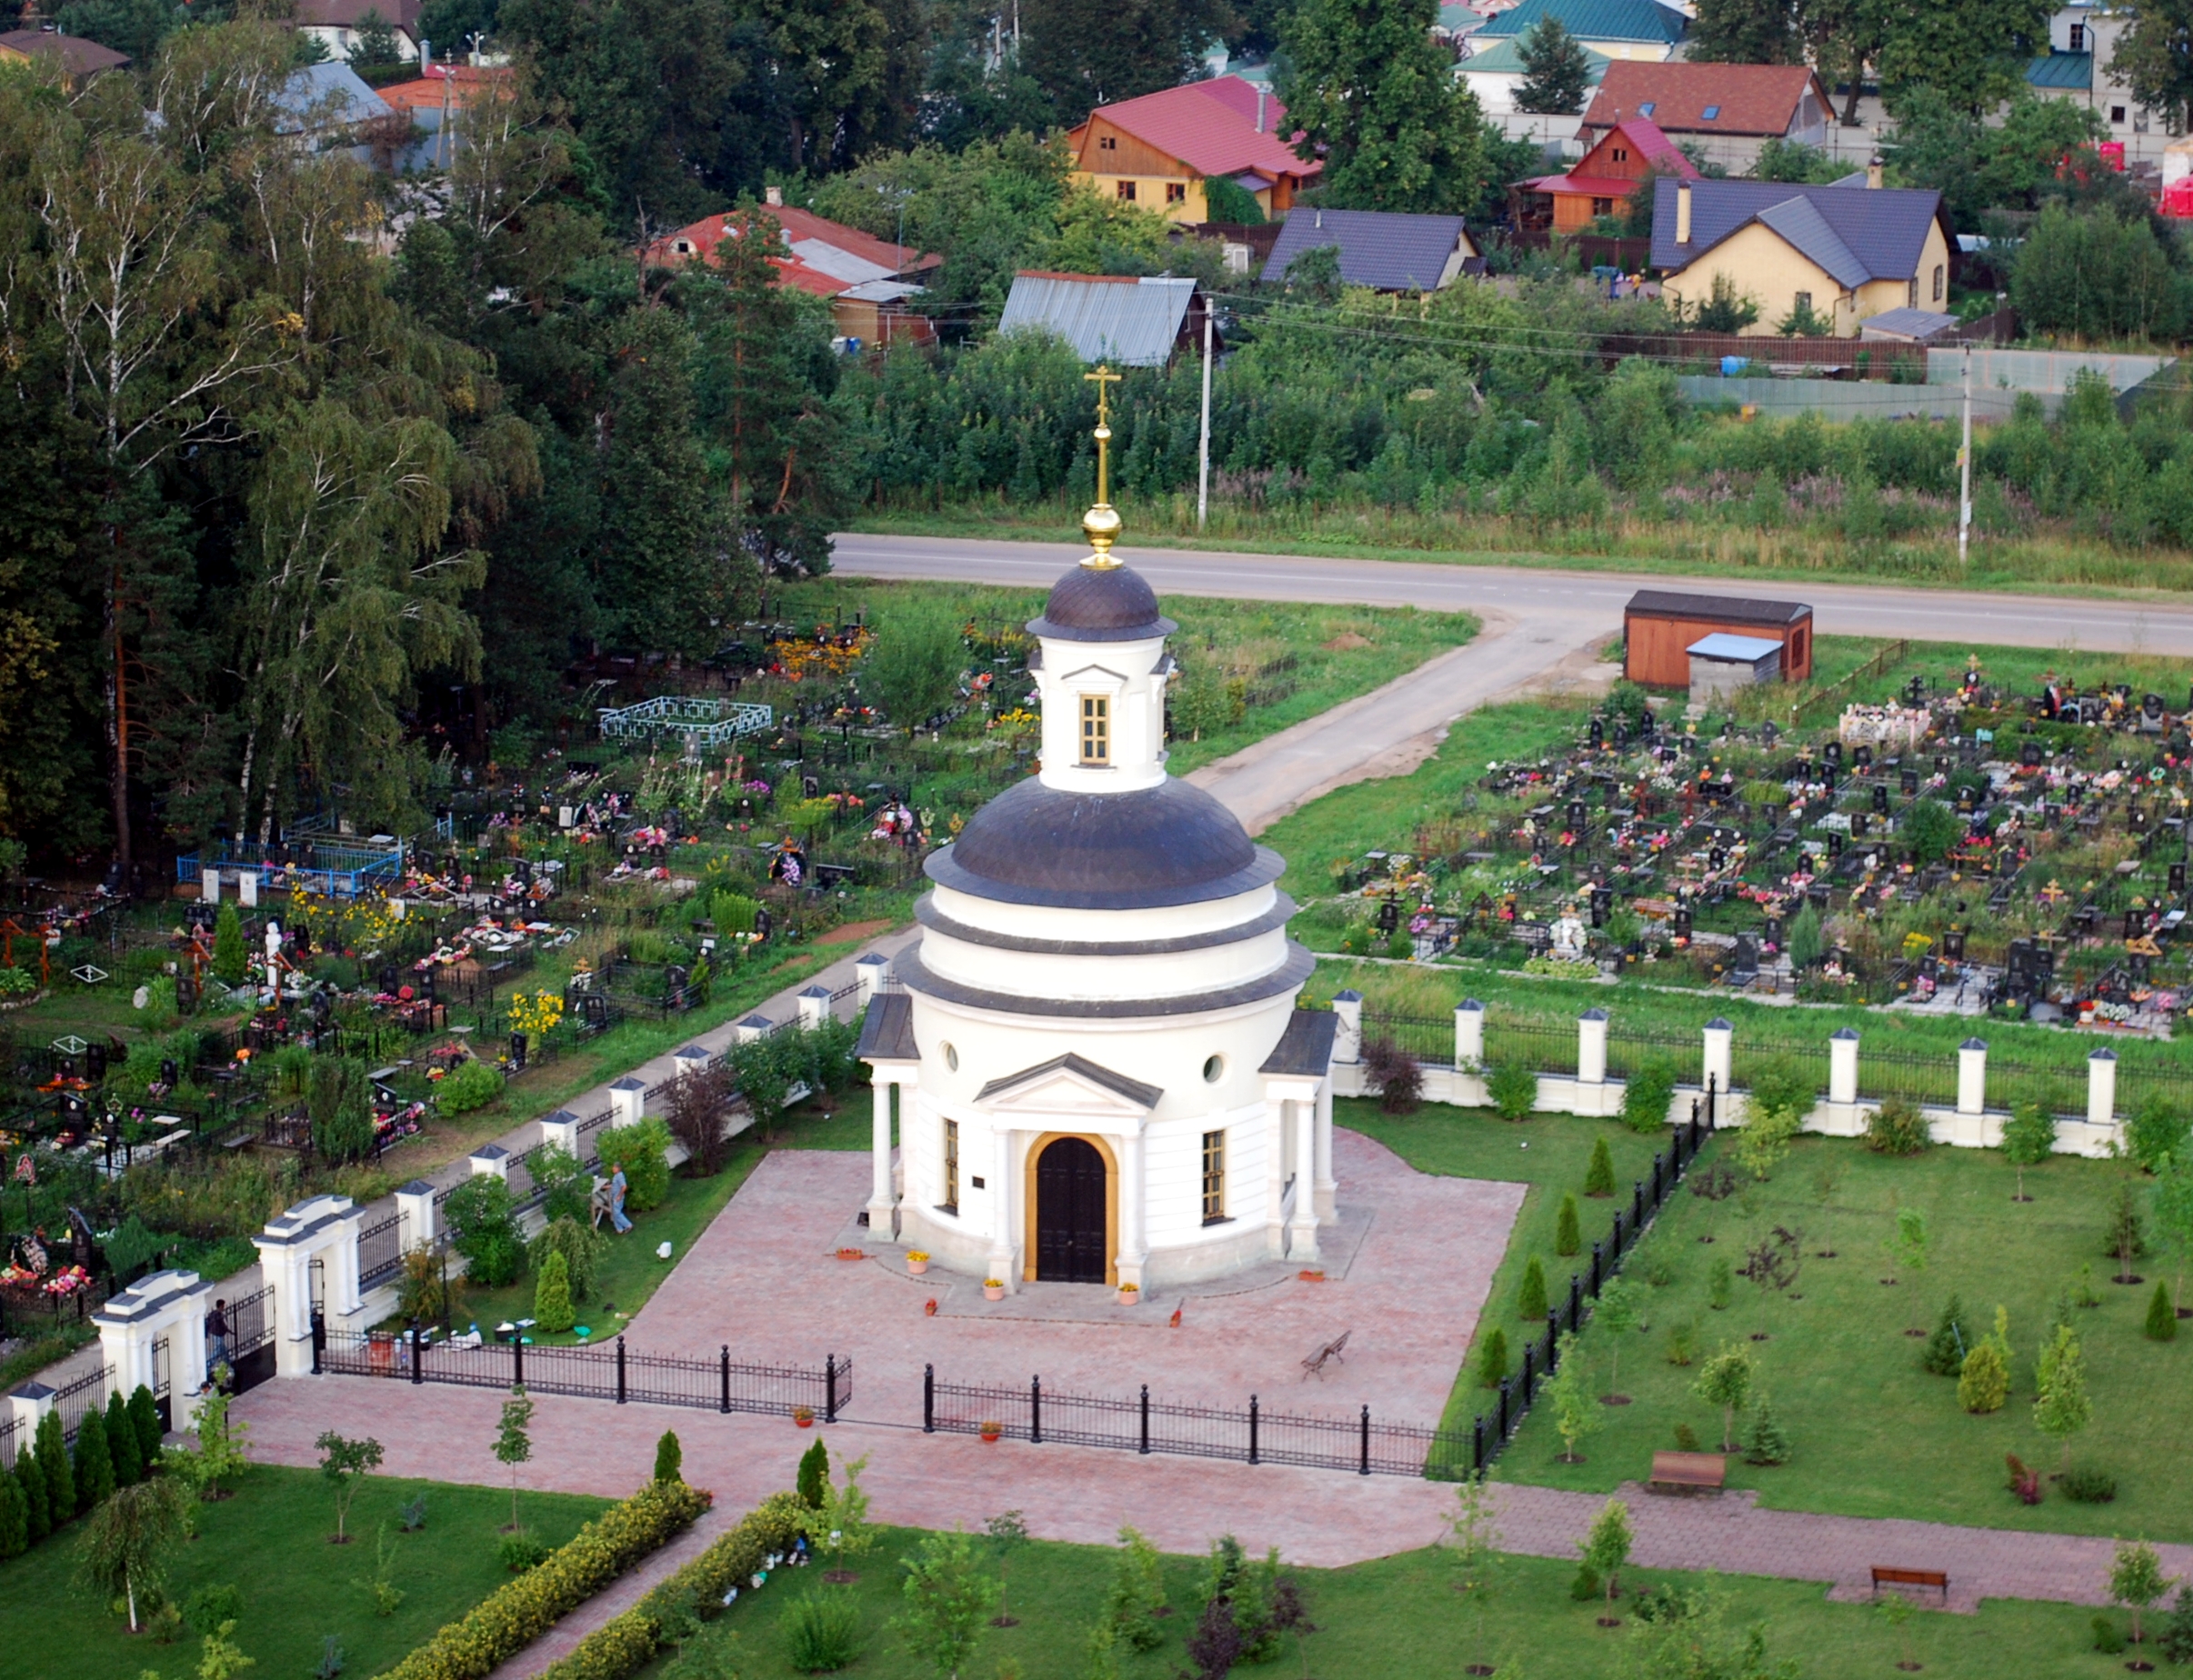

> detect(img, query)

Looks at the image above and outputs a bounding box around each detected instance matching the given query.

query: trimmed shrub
[0,1474,25,1559]
[127,1385,164,1469]
[1620,1059,1677,1135]
[73,1405,115,1512]
[1958,1338,2009,1414]
[1921,1295,1971,1376]
[1487,1062,1538,1123]
[796,1440,829,1509]
[2060,1465,2118,1504]
[596,1119,673,1213]
[105,1391,141,1486]
[2147,1279,2177,1342]
[1864,1095,1931,1155]
[1474,1326,1509,1388]
[1555,1193,1581,1257]
[436,1058,505,1116]
[653,1433,682,1485]
[534,1251,576,1335]
[1585,1136,1616,1197]
[1517,1256,1548,1322]
[379,1476,710,1680]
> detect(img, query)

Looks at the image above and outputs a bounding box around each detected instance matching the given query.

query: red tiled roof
[1585,62,1830,138]
[640,214,854,296]
[376,65,511,111]
[1600,115,1697,175]
[1077,75,1321,184]
[770,205,936,275]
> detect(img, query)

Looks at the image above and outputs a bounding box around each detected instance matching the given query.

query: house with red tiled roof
[1065,75,1321,223]
[643,205,937,350]
[1582,62,1836,173]
[1513,115,1697,234]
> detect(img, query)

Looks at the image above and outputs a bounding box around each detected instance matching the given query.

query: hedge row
[376,1476,711,1680]
[536,1490,812,1680]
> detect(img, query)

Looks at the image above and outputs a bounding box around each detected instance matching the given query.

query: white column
[469,1145,510,1181]
[855,952,889,1007]
[538,1109,581,1159]
[95,1269,211,1405]
[608,1075,646,1128]
[252,1236,318,1378]
[6,1383,53,1436]
[396,1178,437,1253]
[1456,998,1486,1068]
[1828,1028,1859,1105]
[1314,1077,1337,1218]
[1117,1127,1147,1287]
[796,985,831,1030]
[988,1125,1016,1290]
[1702,1017,1734,1105]
[866,1075,897,1239]
[1287,1092,1320,1261]
[671,1044,711,1090]
[1957,1036,1988,1116]
[2087,1047,2118,1130]
[1577,1008,1608,1085]
[735,1014,773,1045]
[1331,990,1363,1065]
[254,1195,360,1381]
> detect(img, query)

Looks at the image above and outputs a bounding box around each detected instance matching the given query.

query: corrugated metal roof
[1627,589,1810,625]
[1652,179,1949,284]
[1858,306,1959,341]
[2026,51,2093,89]
[1262,209,1473,292]
[275,63,392,130]
[1479,0,1687,45]
[996,274,1197,367]
[1077,76,1319,185]
[1687,633,1786,662]
[1460,35,1610,75]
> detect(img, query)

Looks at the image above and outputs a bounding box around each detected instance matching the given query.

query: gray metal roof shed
[996,273,1197,367]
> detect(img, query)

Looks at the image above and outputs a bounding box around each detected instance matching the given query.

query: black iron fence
[357,1213,405,1289]
[0,1410,17,1470]
[225,1284,275,1395]
[922,1369,1472,1478]
[319,1330,848,1422]
[51,1361,106,1445]
[1358,1014,1454,1069]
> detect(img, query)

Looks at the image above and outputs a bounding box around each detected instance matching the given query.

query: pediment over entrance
[975,1052,1161,1118]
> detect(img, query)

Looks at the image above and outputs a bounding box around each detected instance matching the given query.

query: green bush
[444,1176,526,1289]
[1864,1095,1932,1155]
[782,1592,862,1672]
[499,1530,553,1573]
[529,1216,605,1302]
[2060,1465,2118,1504]
[1474,1325,1508,1388]
[0,965,37,996]
[185,1583,245,1635]
[534,1251,576,1335]
[1619,1060,1677,1135]
[309,1055,376,1164]
[380,1477,709,1680]
[212,903,248,987]
[596,1119,673,1213]
[1555,1193,1581,1257]
[1487,1062,1538,1123]
[436,1059,506,1116]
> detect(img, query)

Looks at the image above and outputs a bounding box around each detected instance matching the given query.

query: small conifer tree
[35,1409,72,1526]
[212,902,248,986]
[1585,1136,1617,1197]
[1922,1294,1971,1375]
[105,1391,142,1486]
[1517,1255,1548,1322]
[654,1430,683,1485]
[15,1449,49,1542]
[1475,1325,1509,1388]
[0,1472,25,1558]
[1958,1335,2009,1414]
[533,1249,575,1334]
[797,1437,830,1508]
[127,1385,164,1469]
[2146,1279,2177,1342]
[1556,1194,1582,1256]
[74,1405,116,1512]
[1744,1395,1792,1465]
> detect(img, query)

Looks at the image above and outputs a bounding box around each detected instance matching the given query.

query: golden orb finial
[1081,364,1123,568]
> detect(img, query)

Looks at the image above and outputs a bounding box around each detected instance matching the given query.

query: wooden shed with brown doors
[1623,589,1813,686]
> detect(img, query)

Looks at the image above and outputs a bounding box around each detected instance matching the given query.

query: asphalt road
[830,532,2193,657]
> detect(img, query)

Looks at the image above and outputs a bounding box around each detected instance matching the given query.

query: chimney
[1676,180,1692,244]
[1867,155,1883,189]
[1257,87,1267,134]
[765,185,783,207]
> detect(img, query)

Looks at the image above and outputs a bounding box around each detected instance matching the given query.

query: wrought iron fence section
[0,1411,17,1470]
[1358,1014,1455,1069]
[357,1214,405,1288]
[228,1286,273,1358]
[51,1361,106,1445]
[1483,1017,1579,1075]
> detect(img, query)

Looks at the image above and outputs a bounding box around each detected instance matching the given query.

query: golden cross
[1084,363,1121,426]
[1078,363,1125,566]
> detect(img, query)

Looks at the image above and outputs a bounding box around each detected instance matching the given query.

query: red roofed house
[1513,115,1697,234]
[1582,62,1836,174]
[1065,75,1321,223]
[643,201,937,350]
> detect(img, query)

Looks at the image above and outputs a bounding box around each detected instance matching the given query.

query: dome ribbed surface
[1026,564,1177,643]
[926,775,1279,909]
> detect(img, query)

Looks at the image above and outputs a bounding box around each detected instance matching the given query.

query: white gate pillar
[855,952,889,1007]
[1330,991,1363,1065]
[253,1195,362,1379]
[95,1267,214,1426]
[396,1179,437,1254]
[1957,1037,1988,1116]
[608,1075,647,1128]
[2088,1047,2118,1131]
[796,985,831,1030]
[1577,1008,1609,1085]
[1456,998,1486,1068]
[1702,1017,1734,1106]
[735,1014,773,1046]
[1828,1028,1860,1105]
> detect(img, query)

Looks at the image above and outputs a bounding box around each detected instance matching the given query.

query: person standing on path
[205,1297,231,1383]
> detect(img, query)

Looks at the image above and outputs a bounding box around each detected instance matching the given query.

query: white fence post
[537,1109,581,1159]
[470,1145,511,1181]
[2087,1047,2118,1130]
[1702,1017,1734,1105]
[395,1179,437,1253]
[1330,991,1363,1065]
[1957,1037,1988,1116]
[855,952,889,1007]
[1577,1008,1608,1085]
[735,1014,773,1046]
[1455,998,1485,1069]
[672,1045,712,1088]
[1828,1027,1859,1105]
[608,1075,647,1128]
[796,985,831,1031]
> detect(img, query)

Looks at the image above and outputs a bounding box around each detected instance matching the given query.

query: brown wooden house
[1512,115,1698,235]
[1624,590,1813,686]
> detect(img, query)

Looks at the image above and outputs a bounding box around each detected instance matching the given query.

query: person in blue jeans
[608,1165,634,1234]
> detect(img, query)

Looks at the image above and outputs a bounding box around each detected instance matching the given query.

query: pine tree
[35,1410,71,1527]
[1922,1294,1972,1375]
[212,901,248,986]
[654,1431,683,1485]
[1516,16,1593,116]
[1556,1193,1582,1257]
[1517,1255,1549,1322]
[533,1249,575,1334]
[15,1450,48,1543]
[1744,1395,1792,1465]
[2147,1279,2178,1341]
[74,1405,116,1512]
[127,1385,163,1469]
[1586,1136,1617,1197]
[797,1438,830,1508]
[1475,1325,1509,1388]
[0,1471,25,1558]
[105,1391,142,1486]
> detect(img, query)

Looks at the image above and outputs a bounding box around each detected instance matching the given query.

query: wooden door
[1035,1136,1108,1284]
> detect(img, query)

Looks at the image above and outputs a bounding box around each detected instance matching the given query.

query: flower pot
[792,1408,815,1428]
[983,1284,1006,1302]
[907,1258,929,1276]
[1117,1288,1139,1305]
[980,1428,1002,1444]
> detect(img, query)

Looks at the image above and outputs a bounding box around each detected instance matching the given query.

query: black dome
[927,775,1281,910]
[1026,563,1177,643]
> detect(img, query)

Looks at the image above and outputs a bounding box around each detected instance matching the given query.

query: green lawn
[0,1465,607,1680]
[644,1520,2143,1680]
[1369,1115,2193,1541]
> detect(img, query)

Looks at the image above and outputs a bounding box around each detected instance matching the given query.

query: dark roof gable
[855,992,917,1062]
[1650,178,1949,285]
[1259,1010,1339,1077]
[976,1053,1163,1109]
[1625,589,1811,627]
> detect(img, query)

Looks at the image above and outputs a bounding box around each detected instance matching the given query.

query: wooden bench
[1299,1329,1351,1380]
[1647,1451,1727,1495]
[1870,1566,1949,1605]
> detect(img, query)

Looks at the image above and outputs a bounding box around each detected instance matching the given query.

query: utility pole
[1958,340,1973,566]
[1197,304,1213,531]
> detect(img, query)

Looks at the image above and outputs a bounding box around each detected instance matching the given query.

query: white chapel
[856,384,1338,1292]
